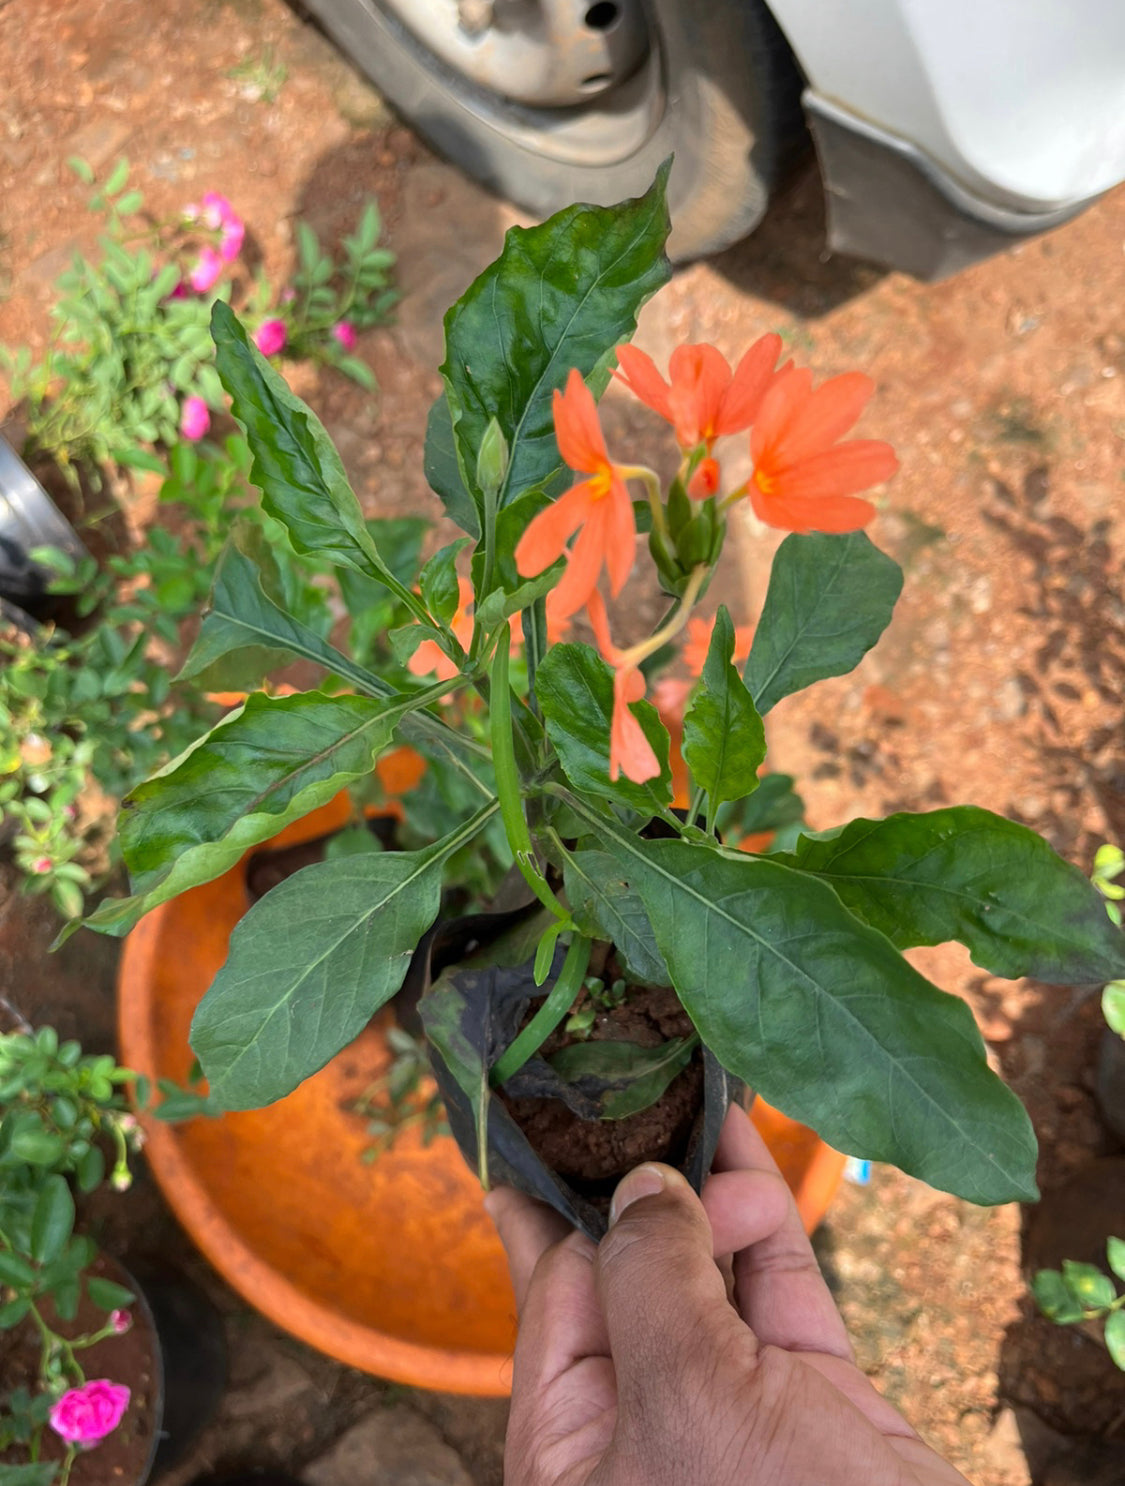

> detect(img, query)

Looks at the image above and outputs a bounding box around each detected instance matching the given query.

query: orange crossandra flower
[615,336,782,453]
[586,588,660,785]
[515,370,636,620]
[746,369,898,533]
[408,577,474,681]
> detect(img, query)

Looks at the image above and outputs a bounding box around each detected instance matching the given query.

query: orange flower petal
[584,584,617,663]
[770,372,874,466]
[614,344,674,423]
[515,480,594,577]
[750,367,815,466]
[553,369,610,473]
[748,483,877,535]
[610,667,660,783]
[714,333,782,436]
[547,507,608,619]
[602,479,637,597]
[407,638,458,679]
[376,746,427,796]
[688,456,720,499]
[770,440,899,502]
[667,343,731,445]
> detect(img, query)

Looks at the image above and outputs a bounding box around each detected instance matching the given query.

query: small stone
[304,1404,474,1486]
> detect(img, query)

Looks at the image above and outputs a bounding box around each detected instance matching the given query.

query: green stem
[489,632,570,922]
[688,785,707,831]
[58,1444,78,1486]
[491,933,592,1086]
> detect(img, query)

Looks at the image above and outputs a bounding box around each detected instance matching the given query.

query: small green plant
[1032,1240,1125,1371]
[0,1021,141,1483]
[227,47,288,103]
[565,974,627,1039]
[2,160,395,475]
[352,1027,449,1160]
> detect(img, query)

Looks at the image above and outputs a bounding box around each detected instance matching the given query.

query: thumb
[596,1163,751,1419]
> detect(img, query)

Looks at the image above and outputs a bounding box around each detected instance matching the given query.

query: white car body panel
[771,0,1125,210]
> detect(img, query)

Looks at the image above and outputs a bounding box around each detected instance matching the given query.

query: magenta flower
[180,396,211,441]
[49,1380,130,1447]
[254,319,288,357]
[197,191,243,258]
[188,247,223,294]
[332,321,358,353]
[109,1309,132,1335]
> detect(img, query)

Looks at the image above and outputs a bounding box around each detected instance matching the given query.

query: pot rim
[117,895,513,1398]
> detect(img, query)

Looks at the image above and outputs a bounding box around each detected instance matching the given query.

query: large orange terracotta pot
[118,802,847,1395]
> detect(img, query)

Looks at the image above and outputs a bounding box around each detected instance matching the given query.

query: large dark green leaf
[563,847,669,984]
[424,395,480,537]
[212,303,408,600]
[418,968,492,1182]
[191,806,495,1109]
[179,527,389,696]
[744,533,903,715]
[583,811,1038,1204]
[537,643,672,815]
[682,606,766,813]
[441,164,671,510]
[85,691,408,937]
[784,807,1125,984]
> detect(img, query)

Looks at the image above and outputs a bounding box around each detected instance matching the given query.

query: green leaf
[0,1464,59,1485]
[718,772,806,846]
[584,812,1039,1204]
[549,1037,697,1119]
[177,527,383,695]
[1104,1308,1125,1370]
[441,162,671,512]
[86,1276,136,1310]
[423,396,479,537]
[9,1129,65,1166]
[104,157,129,194]
[75,1145,104,1193]
[562,848,669,985]
[420,540,470,627]
[30,1176,74,1265]
[0,1252,36,1287]
[471,486,559,622]
[783,807,1125,985]
[744,533,903,715]
[211,303,409,599]
[67,156,94,184]
[190,808,493,1108]
[1107,1236,1125,1283]
[682,606,766,815]
[1032,1268,1085,1324]
[88,691,408,937]
[537,643,672,815]
[1104,982,1125,1035]
[1062,1259,1117,1310]
[0,1294,31,1328]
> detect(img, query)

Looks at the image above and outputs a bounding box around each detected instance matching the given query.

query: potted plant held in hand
[0,1022,159,1486]
[80,167,1125,1248]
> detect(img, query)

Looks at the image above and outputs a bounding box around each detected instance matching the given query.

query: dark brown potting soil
[0,1254,160,1486]
[501,981,704,1191]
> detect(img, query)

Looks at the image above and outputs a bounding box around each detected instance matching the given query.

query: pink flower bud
[180,396,211,442]
[49,1380,131,1446]
[32,857,53,875]
[110,1167,132,1192]
[331,321,358,353]
[280,286,297,304]
[110,1309,132,1335]
[254,319,288,357]
[188,247,223,294]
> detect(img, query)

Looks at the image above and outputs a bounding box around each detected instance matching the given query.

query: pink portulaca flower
[180,396,211,441]
[49,1380,130,1447]
[110,1309,132,1335]
[31,856,53,875]
[254,319,288,356]
[331,321,357,353]
[188,246,223,294]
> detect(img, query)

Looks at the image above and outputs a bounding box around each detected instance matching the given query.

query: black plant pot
[0,434,88,611]
[134,1265,228,1477]
[412,909,736,1243]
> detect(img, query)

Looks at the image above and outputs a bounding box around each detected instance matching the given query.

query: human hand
[486,1105,970,1486]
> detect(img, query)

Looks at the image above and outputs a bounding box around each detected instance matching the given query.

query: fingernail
[609,1163,665,1226]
